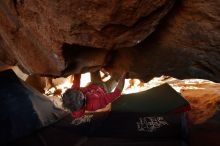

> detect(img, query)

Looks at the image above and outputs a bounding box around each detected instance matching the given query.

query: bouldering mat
[92,113,188,140]
[0,69,67,145]
[112,83,190,114]
[6,77,190,146]
[8,112,188,146]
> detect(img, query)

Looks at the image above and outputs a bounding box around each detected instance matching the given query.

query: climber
[62,70,126,118]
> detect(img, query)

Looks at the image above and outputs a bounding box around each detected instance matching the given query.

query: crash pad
[112,83,190,114]
[8,112,188,146]
[0,70,67,145]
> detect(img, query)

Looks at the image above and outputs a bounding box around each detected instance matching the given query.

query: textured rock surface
[116,0,220,82]
[0,0,220,82]
[0,0,64,76]
[0,0,175,76]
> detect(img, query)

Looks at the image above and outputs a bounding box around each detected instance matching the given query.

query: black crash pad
[112,83,190,114]
[8,83,190,146]
[9,112,188,146]
[0,70,67,145]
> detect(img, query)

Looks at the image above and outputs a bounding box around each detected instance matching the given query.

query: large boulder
[129,0,220,82]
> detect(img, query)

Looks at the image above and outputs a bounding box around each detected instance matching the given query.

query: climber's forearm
[115,72,126,91]
[72,74,81,89]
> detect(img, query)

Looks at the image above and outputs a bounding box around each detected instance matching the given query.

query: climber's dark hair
[62,89,85,111]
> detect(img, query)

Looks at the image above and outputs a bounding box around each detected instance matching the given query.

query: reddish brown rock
[0,0,175,76]
[128,0,220,82]
[0,0,64,76]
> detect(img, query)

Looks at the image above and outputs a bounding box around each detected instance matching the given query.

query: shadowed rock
[0,0,219,82]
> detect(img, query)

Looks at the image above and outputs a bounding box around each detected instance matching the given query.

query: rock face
[0,0,220,82]
[129,0,220,82]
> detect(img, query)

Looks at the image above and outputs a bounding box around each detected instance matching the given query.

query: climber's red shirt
[71,74,122,118]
